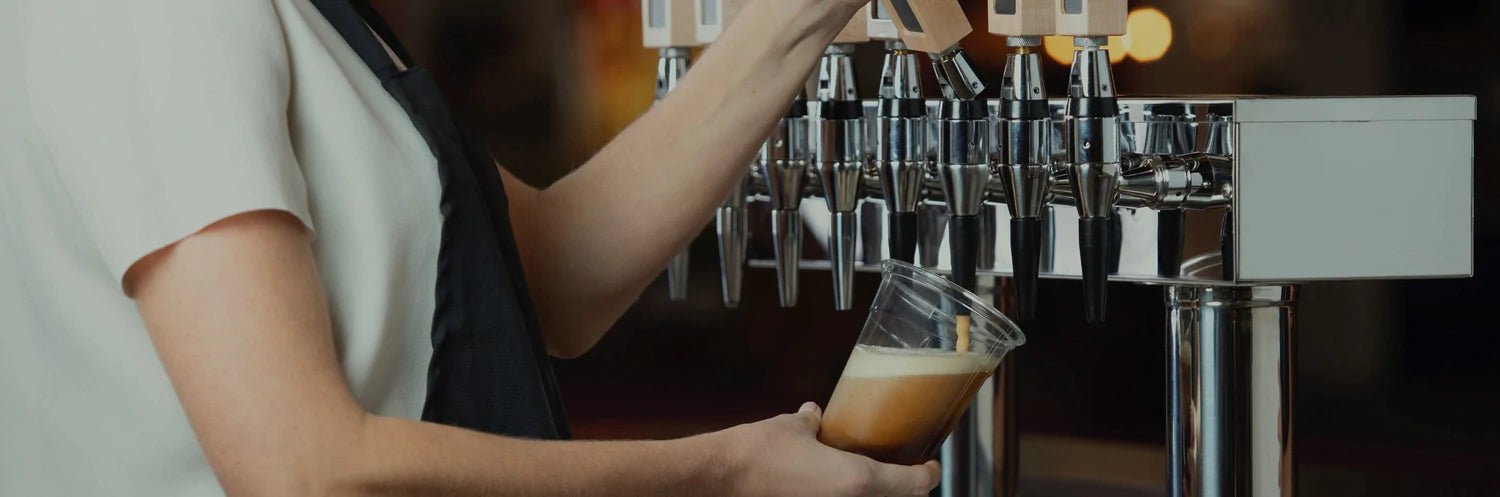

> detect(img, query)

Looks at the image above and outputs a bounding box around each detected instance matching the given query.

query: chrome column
[993,37,1052,322]
[1062,37,1122,325]
[873,41,927,264]
[815,44,866,311]
[716,169,749,307]
[758,96,811,307]
[1168,285,1297,497]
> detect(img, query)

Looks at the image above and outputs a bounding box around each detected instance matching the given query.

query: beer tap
[869,4,927,264]
[990,0,1055,322]
[696,0,752,307]
[877,0,988,295]
[1057,0,1126,325]
[759,94,813,307]
[643,0,704,301]
[814,10,870,311]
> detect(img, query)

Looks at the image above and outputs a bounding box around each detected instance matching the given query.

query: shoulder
[24,0,291,84]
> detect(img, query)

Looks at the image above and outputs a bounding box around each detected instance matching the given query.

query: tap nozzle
[995,37,1051,322]
[716,170,749,307]
[932,45,986,101]
[933,99,991,292]
[654,47,692,100]
[759,96,812,307]
[815,44,864,311]
[1063,37,1121,326]
[875,41,927,264]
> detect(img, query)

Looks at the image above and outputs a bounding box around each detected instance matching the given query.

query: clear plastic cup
[817,260,1026,465]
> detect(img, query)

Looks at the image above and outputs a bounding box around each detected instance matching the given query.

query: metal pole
[992,347,1019,497]
[1167,285,1297,497]
[992,278,1020,497]
[939,276,1009,497]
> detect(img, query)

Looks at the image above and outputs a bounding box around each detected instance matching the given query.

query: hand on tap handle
[524,0,886,351]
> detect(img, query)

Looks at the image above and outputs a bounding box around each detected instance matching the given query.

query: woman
[0,0,938,495]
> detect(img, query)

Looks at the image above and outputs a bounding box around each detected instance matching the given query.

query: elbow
[535,294,619,360]
[214,414,376,497]
[545,333,598,360]
[540,311,608,359]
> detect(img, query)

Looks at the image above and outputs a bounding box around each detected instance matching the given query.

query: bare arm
[509,0,864,357]
[128,210,935,497]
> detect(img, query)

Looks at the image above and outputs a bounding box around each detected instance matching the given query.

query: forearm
[530,0,861,354]
[329,415,731,497]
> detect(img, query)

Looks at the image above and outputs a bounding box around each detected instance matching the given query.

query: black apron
[310,0,569,440]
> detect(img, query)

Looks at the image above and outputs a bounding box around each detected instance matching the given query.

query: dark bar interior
[373,1,1500,494]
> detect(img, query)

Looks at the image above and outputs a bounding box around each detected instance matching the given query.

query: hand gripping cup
[817,260,1026,465]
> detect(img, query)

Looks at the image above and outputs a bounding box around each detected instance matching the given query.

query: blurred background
[370,0,1499,494]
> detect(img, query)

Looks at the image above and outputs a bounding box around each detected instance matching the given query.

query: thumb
[792,401,823,434]
[870,460,941,496]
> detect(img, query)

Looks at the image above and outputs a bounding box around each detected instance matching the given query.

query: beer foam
[840,345,999,378]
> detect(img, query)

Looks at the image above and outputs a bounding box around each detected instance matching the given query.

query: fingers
[790,401,823,435]
[867,460,941,496]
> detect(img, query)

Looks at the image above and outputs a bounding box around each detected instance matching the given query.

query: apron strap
[306,0,572,439]
[309,0,413,78]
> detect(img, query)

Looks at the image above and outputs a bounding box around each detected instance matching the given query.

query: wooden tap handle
[876,0,973,54]
[643,0,701,48]
[989,0,1055,37]
[693,0,751,45]
[833,5,872,44]
[1053,0,1126,37]
[868,1,900,41]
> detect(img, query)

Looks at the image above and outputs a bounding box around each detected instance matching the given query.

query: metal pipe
[1063,37,1122,325]
[758,96,811,307]
[715,170,749,307]
[1167,285,1297,497]
[815,44,865,311]
[874,41,927,264]
[994,38,1051,322]
[991,277,1019,497]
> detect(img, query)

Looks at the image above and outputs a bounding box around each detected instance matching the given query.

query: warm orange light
[1187,10,1236,60]
[1043,35,1129,65]
[1042,35,1072,65]
[1126,7,1173,63]
[1107,35,1129,63]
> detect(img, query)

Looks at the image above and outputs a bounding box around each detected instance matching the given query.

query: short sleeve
[25,0,315,286]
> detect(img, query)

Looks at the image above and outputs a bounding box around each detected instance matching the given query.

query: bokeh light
[1044,8,1173,65]
[1126,7,1173,62]
[1042,35,1072,65]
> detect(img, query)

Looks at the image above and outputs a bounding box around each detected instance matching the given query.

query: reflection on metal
[728,95,1473,497]
[1168,286,1296,497]
[744,96,1474,285]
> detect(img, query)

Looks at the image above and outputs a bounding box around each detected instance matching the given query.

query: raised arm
[128,210,936,497]
[512,0,868,357]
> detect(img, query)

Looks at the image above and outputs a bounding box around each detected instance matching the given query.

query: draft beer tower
[657,0,1477,495]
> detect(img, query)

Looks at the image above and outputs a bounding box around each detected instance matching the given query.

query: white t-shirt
[0,0,444,494]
